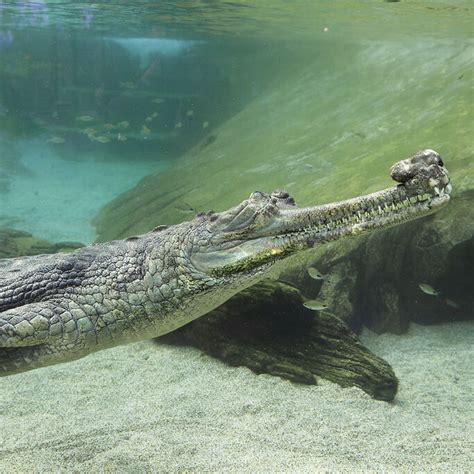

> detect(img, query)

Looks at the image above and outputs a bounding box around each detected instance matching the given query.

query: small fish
[46,136,65,144]
[103,123,115,130]
[76,115,95,122]
[142,125,151,135]
[307,267,324,280]
[303,300,328,311]
[94,136,111,143]
[186,110,194,117]
[81,127,96,136]
[117,133,127,142]
[445,298,460,309]
[118,121,129,129]
[202,121,209,129]
[419,283,439,297]
[120,81,135,89]
[152,98,165,104]
[145,112,159,122]
[175,121,182,129]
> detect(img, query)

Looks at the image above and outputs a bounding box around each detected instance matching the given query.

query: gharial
[0,149,451,376]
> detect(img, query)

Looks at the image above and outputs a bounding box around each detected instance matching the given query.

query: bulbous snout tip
[390,149,444,184]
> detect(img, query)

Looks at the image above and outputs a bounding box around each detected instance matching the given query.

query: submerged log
[159,280,398,402]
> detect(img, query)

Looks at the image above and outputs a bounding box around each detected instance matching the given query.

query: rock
[0,227,84,258]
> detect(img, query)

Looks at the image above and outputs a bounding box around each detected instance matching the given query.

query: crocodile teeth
[446,183,452,194]
[434,186,440,196]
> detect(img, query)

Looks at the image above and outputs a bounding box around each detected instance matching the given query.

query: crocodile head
[189,149,450,283]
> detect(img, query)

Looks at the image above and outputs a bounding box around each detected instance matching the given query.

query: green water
[0,1,472,242]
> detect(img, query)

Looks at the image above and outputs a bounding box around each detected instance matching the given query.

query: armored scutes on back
[0,149,450,375]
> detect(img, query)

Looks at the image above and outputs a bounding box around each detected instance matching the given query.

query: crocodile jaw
[276,166,451,246]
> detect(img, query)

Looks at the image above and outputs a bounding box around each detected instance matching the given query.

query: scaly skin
[0,149,451,375]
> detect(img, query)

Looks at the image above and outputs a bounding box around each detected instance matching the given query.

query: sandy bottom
[2,138,167,244]
[0,321,472,472]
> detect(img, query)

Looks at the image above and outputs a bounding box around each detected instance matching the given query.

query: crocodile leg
[0,302,57,347]
[0,302,64,374]
[0,301,98,375]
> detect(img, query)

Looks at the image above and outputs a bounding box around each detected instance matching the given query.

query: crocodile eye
[271,189,295,206]
[249,191,266,201]
[271,189,290,199]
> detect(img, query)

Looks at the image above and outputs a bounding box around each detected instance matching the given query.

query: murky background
[0,2,473,471]
[1,1,472,244]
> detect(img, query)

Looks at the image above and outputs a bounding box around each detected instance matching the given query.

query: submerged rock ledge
[93,40,473,242]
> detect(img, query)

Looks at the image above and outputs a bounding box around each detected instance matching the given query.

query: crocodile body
[0,149,451,375]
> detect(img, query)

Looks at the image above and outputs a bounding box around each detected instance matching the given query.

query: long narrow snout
[272,149,451,247]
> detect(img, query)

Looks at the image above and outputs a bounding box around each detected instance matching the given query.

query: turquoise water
[0,1,473,471]
[0,2,289,241]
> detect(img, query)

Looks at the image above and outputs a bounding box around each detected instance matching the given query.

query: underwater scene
[0,1,473,471]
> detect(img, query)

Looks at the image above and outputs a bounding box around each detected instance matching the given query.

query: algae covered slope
[94,39,473,242]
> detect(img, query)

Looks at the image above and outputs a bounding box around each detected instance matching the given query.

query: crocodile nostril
[421,149,443,167]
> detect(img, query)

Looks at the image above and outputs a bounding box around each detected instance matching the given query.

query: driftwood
[159,280,398,401]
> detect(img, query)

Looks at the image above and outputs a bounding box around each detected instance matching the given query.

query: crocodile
[0,149,451,376]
